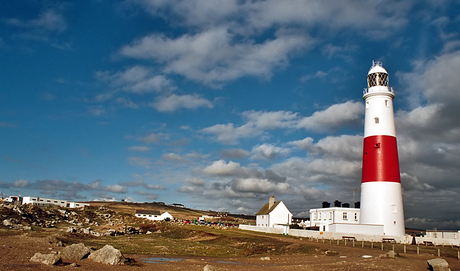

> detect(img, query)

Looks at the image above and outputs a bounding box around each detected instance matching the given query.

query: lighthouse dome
[367,61,389,88]
[368,61,387,75]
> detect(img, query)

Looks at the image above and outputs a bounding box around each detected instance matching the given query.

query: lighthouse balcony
[363,87,394,95]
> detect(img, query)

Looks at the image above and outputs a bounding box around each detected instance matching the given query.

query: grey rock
[88,245,124,265]
[2,219,14,227]
[387,250,397,259]
[30,252,61,265]
[204,264,220,271]
[427,258,451,271]
[61,243,90,261]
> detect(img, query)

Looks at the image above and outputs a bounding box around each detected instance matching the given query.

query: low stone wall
[239,225,412,244]
[415,236,460,246]
[238,224,284,234]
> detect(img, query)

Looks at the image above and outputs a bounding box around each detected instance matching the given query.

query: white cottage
[256,196,292,228]
[135,210,173,221]
[309,207,360,232]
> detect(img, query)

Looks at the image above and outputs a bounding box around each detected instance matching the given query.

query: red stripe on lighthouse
[362,135,400,183]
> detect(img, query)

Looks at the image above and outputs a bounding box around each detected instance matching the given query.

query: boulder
[204,264,221,271]
[61,243,91,261]
[30,252,61,265]
[88,245,124,265]
[427,258,451,271]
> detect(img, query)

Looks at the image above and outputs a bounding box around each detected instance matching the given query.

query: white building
[309,207,360,232]
[22,196,89,208]
[256,196,292,228]
[135,210,173,221]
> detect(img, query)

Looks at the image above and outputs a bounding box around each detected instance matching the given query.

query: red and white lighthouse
[360,61,405,236]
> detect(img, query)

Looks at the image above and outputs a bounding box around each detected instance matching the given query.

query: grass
[56,223,316,258]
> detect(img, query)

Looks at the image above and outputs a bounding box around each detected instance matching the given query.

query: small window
[385,100,389,107]
[374,117,379,124]
[343,212,348,220]
[354,213,358,220]
[391,205,397,214]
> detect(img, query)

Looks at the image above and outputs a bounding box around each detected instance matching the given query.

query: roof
[368,61,387,75]
[135,209,161,215]
[255,201,282,215]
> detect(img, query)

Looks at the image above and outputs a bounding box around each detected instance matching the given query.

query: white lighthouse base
[360,182,405,236]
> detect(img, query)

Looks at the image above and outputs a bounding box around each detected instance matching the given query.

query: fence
[239,225,460,259]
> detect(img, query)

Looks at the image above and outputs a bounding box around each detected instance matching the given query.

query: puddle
[141,257,184,264]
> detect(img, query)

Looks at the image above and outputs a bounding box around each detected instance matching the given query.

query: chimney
[269,196,275,209]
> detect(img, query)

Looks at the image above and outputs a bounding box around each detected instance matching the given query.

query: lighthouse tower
[360,61,405,236]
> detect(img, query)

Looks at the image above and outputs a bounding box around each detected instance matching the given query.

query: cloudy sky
[1,0,460,229]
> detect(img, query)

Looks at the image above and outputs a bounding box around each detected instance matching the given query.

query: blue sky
[1,0,460,229]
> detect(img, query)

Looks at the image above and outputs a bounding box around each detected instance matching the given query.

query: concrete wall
[329,223,383,235]
[239,224,412,244]
[415,236,460,246]
[239,225,284,234]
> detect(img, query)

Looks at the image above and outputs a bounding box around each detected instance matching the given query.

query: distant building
[135,210,173,221]
[21,196,89,208]
[256,196,292,228]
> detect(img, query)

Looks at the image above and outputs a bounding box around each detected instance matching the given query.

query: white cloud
[201,123,260,145]
[151,93,213,112]
[13,179,29,188]
[297,101,363,132]
[231,178,291,193]
[4,9,67,33]
[116,97,139,108]
[104,184,127,193]
[162,153,186,162]
[401,173,435,191]
[242,110,298,129]
[184,177,206,186]
[127,146,151,152]
[133,0,410,36]
[137,133,165,144]
[203,160,242,176]
[128,156,152,169]
[96,66,175,94]
[119,28,311,85]
[221,148,250,159]
[251,144,290,160]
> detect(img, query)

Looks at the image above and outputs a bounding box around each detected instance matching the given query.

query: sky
[1,0,460,230]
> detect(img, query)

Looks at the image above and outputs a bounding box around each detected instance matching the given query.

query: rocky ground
[1,203,459,270]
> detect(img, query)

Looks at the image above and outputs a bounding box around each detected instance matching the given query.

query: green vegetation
[58,223,315,258]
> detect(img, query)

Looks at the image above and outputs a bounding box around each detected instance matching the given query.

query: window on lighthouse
[378,73,388,86]
[367,73,377,87]
[374,117,379,124]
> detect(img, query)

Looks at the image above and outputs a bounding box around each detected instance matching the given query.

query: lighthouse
[360,61,405,236]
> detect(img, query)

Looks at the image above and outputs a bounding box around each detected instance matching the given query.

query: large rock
[61,243,91,261]
[88,245,124,265]
[427,258,451,271]
[30,252,61,265]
